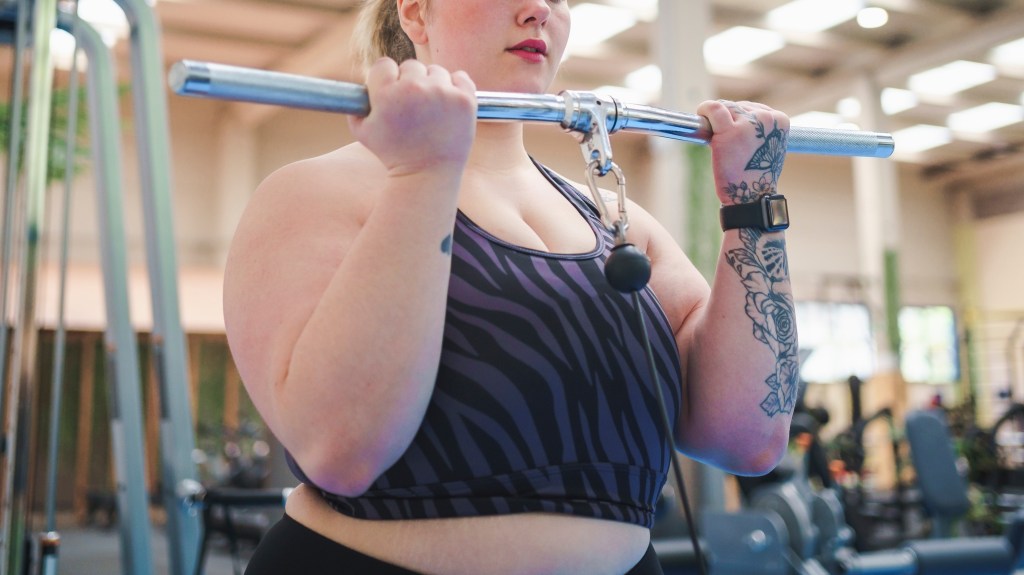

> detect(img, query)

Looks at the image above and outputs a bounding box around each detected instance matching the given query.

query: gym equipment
[39,5,84,575]
[0,0,59,572]
[698,407,1024,575]
[114,2,204,573]
[0,2,200,572]
[178,483,291,575]
[834,406,922,551]
[168,60,896,161]
[904,409,972,538]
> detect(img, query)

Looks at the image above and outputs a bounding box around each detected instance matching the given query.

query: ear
[397,0,428,45]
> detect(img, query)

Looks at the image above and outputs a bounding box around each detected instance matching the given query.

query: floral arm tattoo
[721,110,799,417]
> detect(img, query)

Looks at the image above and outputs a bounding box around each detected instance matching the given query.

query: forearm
[277,172,462,493]
[680,227,797,473]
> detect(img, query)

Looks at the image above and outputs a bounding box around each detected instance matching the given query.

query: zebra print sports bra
[288,161,683,528]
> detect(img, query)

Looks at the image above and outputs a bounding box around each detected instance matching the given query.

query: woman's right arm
[224,59,477,496]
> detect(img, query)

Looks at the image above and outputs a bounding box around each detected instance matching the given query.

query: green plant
[0,84,90,185]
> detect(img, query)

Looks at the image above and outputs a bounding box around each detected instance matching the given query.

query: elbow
[293,444,384,498]
[724,425,790,477]
[679,422,790,477]
[725,438,788,477]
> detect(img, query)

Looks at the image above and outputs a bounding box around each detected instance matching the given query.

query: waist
[286,483,651,575]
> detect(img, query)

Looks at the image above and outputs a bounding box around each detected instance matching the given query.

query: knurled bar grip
[168,60,895,159]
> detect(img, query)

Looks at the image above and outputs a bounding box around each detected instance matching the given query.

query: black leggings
[245,514,664,574]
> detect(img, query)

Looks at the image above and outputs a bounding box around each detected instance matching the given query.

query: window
[899,305,959,384]
[795,301,875,383]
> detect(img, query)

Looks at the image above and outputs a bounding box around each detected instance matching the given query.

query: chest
[457,174,599,255]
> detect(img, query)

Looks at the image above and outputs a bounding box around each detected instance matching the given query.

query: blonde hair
[352,0,422,72]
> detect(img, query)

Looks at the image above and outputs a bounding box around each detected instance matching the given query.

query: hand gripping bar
[168,60,895,159]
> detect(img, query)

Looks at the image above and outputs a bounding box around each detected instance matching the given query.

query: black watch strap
[720,194,789,232]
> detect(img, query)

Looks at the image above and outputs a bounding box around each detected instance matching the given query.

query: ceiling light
[600,0,657,22]
[593,86,653,105]
[837,97,861,119]
[881,88,918,115]
[857,7,889,29]
[948,102,1024,133]
[791,111,845,128]
[891,125,952,153]
[704,27,785,67]
[908,60,996,96]
[625,64,662,94]
[767,0,863,32]
[566,3,636,54]
[991,37,1024,71]
[790,111,860,131]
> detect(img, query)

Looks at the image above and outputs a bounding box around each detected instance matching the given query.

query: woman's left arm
[641,99,796,476]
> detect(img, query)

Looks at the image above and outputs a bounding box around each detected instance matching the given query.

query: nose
[518,0,551,27]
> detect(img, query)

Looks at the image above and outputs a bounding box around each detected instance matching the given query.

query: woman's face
[415,0,571,93]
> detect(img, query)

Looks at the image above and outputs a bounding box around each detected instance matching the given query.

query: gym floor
[58,524,255,575]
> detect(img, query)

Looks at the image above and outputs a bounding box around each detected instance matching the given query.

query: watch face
[766,196,789,230]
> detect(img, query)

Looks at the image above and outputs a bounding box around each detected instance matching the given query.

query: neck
[465,121,534,175]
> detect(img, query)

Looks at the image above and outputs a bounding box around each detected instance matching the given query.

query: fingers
[449,69,477,95]
[365,57,401,89]
[697,99,790,133]
[353,58,478,174]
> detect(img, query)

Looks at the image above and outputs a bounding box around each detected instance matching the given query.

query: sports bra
[288,161,682,528]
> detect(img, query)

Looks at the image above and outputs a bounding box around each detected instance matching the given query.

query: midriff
[285,483,651,575]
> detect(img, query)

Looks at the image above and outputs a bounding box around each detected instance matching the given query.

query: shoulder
[234,144,384,251]
[253,143,383,213]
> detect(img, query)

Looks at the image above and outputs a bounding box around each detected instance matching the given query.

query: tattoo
[726,229,799,417]
[440,234,453,255]
[721,116,788,204]
[722,113,798,417]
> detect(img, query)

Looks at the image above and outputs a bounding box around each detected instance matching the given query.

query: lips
[508,39,548,57]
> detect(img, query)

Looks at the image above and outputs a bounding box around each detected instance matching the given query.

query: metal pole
[168,60,896,159]
[38,8,83,575]
[73,14,156,575]
[113,2,201,573]
[0,0,57,571]
[0,0,31,451]
[60,11,157,568]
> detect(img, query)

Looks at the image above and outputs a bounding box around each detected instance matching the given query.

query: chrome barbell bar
[168,59,895,159]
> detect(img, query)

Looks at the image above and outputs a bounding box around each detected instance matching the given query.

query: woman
[226,0,798,573]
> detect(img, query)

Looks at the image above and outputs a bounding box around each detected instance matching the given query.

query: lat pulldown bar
[168,60,895,160]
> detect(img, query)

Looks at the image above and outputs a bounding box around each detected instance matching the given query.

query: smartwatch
[720,194,789,232]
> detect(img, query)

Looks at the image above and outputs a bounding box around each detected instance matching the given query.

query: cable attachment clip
[561,91,651,293]
[560,90,625,234]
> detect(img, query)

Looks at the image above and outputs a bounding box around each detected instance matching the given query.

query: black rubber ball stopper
[605,243,651,293]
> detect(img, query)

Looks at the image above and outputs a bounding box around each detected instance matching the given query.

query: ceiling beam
[763,7,1024,115]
